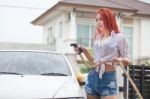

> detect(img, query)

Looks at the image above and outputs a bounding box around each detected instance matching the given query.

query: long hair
[94,8,120,39]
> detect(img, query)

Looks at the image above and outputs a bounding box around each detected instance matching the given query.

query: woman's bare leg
[101,96,117,99]
[87,95,101,99]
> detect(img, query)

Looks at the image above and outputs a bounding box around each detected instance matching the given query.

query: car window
[0,51,71,76]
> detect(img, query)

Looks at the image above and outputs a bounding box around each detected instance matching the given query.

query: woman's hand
[113,57,130,67]
[73,45,94,66]
[113,58,123,62]
[73,45,87,54]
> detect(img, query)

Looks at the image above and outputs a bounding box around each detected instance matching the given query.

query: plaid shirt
[93,31,131,78]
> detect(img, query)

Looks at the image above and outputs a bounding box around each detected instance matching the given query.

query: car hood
[0,75,84,99]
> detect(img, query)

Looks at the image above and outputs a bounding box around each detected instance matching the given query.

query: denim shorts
[85,69,117,96]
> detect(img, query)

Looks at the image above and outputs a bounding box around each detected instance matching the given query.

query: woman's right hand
[74,47,80,54]
[73,45,86,54]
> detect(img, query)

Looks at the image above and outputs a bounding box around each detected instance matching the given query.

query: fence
[124,65,150,99]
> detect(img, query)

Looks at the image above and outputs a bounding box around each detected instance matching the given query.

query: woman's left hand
[113,57,130,66]
[113,58,123,62]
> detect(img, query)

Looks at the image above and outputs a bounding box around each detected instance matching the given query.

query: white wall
[133,18,141,62]
[43,13,63,49]
[43,12,74,53]
[77,17,96,25]
[62,11,76,53]
[140,18,150,57]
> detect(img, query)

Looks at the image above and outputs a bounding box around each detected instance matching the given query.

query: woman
[74,8,131,99]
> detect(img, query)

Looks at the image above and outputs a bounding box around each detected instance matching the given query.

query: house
[31,0,150,98]
[32,0,150,64]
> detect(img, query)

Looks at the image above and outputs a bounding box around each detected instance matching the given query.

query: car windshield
[0,51,71,76]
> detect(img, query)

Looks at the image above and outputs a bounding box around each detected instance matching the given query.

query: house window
[122,26,133,56]
[59,22,63,38]
[47,27,55,44]
[77,24,96,47]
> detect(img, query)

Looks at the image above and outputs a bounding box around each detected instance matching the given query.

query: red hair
[94,8,120,39]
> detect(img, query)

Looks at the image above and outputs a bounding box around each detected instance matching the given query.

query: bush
[80,65,91,74]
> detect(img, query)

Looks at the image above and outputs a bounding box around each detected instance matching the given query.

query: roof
[32,0,150,25]
[60,0,136,10]
[108,0,150,15]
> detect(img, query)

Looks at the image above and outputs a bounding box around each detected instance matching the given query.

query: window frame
[47,27,55,44]
[77,22,96,48]
[122,24,133,57]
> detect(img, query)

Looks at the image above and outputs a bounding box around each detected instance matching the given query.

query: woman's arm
[113,57,130,66]
[74,46,94,66]
[81,48,94,66]
[117,34,131,66]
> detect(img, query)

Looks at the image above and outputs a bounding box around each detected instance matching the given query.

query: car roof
[0,50,64,54]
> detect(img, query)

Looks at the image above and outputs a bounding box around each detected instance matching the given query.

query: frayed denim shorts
[85,69,117,96]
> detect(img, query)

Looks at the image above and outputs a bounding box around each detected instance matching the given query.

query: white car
[0,50,85,99]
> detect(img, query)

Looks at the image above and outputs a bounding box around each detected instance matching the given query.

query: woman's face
[96,14,105,32]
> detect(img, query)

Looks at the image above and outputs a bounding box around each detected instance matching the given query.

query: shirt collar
[111,31,116,37]
[99,30,116,39]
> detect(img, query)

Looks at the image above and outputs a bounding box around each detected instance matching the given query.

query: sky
[0,0,59,44]
[0,0,149,44]
[140,0,150,3]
